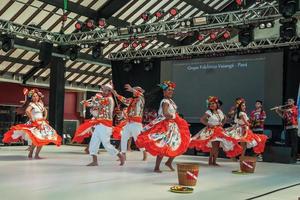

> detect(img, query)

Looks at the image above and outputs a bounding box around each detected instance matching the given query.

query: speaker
[263,144,297,164]
[39,42,53,67]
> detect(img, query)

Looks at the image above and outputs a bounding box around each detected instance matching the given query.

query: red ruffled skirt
[225,125,268,154]
[189,126,243,158]
[112,121,127,140]
[136,114,190,157]
[2,120,62,147]
[72,119,112,143]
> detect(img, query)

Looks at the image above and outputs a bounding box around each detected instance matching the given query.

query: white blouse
[205,109,225,126]
[158,99,177,119]
[29,102,44,120]
[234,111,249,126]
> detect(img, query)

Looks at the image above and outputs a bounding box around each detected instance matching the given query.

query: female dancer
[225,98,268,157]
[136,81,191,173]
[3,88,62,159]
[190,96,242,165]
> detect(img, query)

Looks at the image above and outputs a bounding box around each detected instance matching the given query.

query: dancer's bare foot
[34,156,43,159]
[28,154,33,159]
[84,148,89,154]
[142,151,147,161]
[213,163,220,167]
[154,168,162,173]
[86,161,98,166]
[118,153,125,166]
[165,162,175,171]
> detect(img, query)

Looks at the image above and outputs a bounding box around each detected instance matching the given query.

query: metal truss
[0,19,61,44]
[109,37,300,60]
[0,3,280,45]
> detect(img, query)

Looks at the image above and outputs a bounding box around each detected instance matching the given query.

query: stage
[0,145,299,200]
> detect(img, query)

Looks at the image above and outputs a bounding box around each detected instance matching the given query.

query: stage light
[141,12,150,21]
[98,18,106,28]
[279,0,298,18]
[154,10,164,19]
[280,18,297,41]
[141,41,147,48]
[133,59,141,64]
[210,32,217,40]
[197,33,205,41]
[131,41,139,49]
[92,43,103,59]
[238,26,254,47]
[259,23,266,29]
[69,46,79,61]
[86,19,95,29]
[236,0,244,6]
[169,8,178,16]
[266,22,273,28]
[123,42,129,48]
[75,22,82,30]
[223,31,231,39]
[1,34,14,52]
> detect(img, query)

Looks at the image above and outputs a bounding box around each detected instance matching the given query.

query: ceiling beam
[38,0,180,46]
[97,0,131,19]
[182,0,218,14]
[13,38,111,67]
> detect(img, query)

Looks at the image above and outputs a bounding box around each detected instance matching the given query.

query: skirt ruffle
[189,127,243,158]
[136,114,190,157]
[2,120,62,146]
[72,119,112,143]
[225,126,268,154]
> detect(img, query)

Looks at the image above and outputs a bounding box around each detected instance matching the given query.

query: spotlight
[92,43,103,59]
[197,33,205,41]
[210,32,217,40]
[131,41,139,49]
[279,0,298,18]
[169,8,178,16]
[154,10,164,19]
[98,18,106,28]
[238,26,254,47]
[280,18,297,41]
[236,0,244,6]
[1,34,14,52]
[86,19,95,30]
[259,23,266,29]
[118,27,129,35]
[192,17,207,26]
[266,22,273,28]
[123,62,132,72]
[141,41,147,48]
[141,12,150,21]
[75,22,83,30]
[123,42,129,48]
[223,31,231,39]
[133,59,141,64]
[69,46,79,61]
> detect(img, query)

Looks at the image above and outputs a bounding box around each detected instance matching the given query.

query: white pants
[89,124,119,156]
[121,122,144,153]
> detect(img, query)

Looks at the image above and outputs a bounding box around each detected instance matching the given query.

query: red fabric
[283,106,298,127]
[72,119,112,143]
[128,116,142,123]
[189,126,243,158]
[250,109,266,130]
[136,114,190,157]
[112,121,127,140]
[2,120,62,147]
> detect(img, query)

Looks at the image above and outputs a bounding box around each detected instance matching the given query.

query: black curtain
[112,59,162,110]
[283,48,300,102]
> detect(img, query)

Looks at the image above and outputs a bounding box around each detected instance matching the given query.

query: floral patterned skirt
[189,126,243,158]
[136,114,190,157]
[3,119,62,146]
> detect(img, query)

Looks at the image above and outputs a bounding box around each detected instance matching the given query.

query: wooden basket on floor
[240,156,257,173]
[177,163,200,186]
